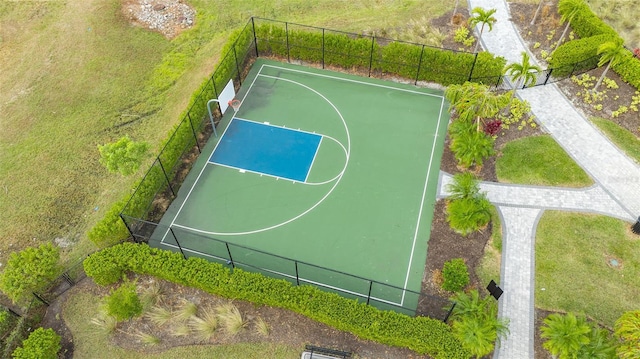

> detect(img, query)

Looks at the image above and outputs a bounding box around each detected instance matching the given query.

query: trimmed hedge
[549,34,610,77]
[84,243,472,359]
[255,23,505,86]
[556,0,639,89]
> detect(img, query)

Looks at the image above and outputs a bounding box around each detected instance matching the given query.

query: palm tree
[449,290,509,358]
[504,51,542,96]
[540,312,590,359]
[578,325,617,359]
[615,310,640,359]
[469,7,497,53]
[593,41,628,92]
[553,0,583,53]
[530,0,545,26]
[445,82,511,132]
[446,172,481,201]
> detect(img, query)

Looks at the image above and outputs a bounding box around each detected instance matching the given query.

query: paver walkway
[444,0,640,357]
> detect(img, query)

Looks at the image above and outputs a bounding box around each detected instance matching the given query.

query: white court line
[158,241,404,307]
[160,64,268,244]
[400,94,447,307]
[166,68,351,237]
[305,136,323,183]
[233,117,323,137]
[262,64,444,98]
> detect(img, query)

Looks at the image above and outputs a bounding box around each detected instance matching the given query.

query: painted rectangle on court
[209,118,321,182]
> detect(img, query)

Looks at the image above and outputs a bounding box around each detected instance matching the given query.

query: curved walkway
[442,0,640,358]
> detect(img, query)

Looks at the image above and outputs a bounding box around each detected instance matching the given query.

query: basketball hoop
[228,99,241,112]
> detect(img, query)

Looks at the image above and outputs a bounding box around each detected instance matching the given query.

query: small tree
[441,258,470,292]
[505,51,542,96]
[469,7,497,53]
[445,82,510,133]
[530,0,545,26]
[541,312,591,359]
[553,0,583,53]
[98,135,150,176]
[615,310,640,359]
[0,243,60,303]
[593,41,628,92]
[11,327,61,359]
[105,280,143,321]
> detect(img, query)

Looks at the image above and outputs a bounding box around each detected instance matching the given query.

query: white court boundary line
[161,63,448,306]
[400,94,446,307]
[159,241,406,307]
[262,64,445,98]
[163,66,352,238]
[208,117,323,183]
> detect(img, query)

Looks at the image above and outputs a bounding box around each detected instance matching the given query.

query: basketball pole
[206,99,220,138]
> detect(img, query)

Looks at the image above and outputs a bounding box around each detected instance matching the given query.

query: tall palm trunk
[530,0,544,25]
[593,61,612,92]
[553,22,571,53]
[473,23,485,53]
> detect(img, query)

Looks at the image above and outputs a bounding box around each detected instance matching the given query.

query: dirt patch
[60,276,432,359]
[122,0,195,40]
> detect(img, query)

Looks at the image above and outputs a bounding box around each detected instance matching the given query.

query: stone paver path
[442,0,640,358]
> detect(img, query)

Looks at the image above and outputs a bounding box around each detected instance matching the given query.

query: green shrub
[559,0,618,38]
[84,243,471,358]
[11,328,60,359]
[447,172,480,201]
[446,196,492,236]
[0,243,60,303]
[450,130,496,169]
[105,280,143,321]
[550,34,610,77]
[441,259,470,292]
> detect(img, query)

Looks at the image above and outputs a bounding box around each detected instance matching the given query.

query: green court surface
[150,59,449,313]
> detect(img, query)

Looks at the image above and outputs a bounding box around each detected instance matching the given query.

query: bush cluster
[105,280,143,321]
[555,0,638,89]
[549,34,609,77]
[11,328,60,359]
[84,243,471,358]
[441,259,470,292]
[254,23,505,86]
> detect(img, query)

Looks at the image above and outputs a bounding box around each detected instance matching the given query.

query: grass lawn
[63,289,300,359]
[585,0,640,46]
[496,135,593,187]
[476,206,502,286]
[535,211,640,327]
[0,0,452,264]
[591,117,640,164]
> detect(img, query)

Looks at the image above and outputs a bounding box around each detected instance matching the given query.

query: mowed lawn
[535,212,640,326]
[0,0,451,264]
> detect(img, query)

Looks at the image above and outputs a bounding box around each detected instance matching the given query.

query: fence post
[62,272,75,286]
[225,243,235,268]
[295,261,300,285]
[119,214,137,242]
[169,228,187,260]
[157,159,176,197]
[321,28,325,69]
[366,281,373,305]
[415,45,425,85]
[285,22,290,63]
[232,45,242,86]
[186,113,201,153]
[468,52,478,82]
[251,17,259,58]
[443,302,457,323]
[368,35,375,77]
[32,292,50,306]
[544,68,553,85]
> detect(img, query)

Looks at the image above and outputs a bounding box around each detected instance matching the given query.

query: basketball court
[149,59,449,313]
